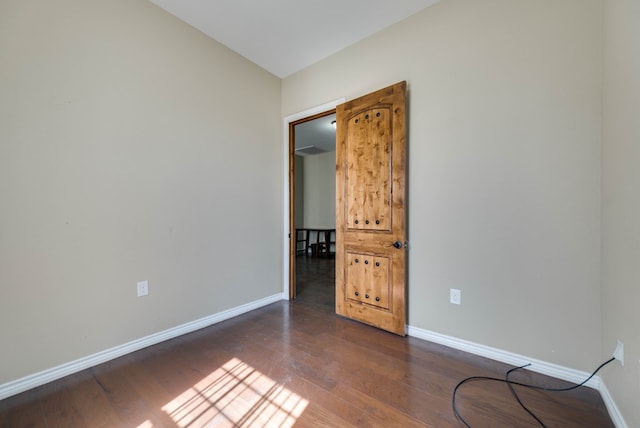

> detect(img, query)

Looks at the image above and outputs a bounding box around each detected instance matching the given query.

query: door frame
[282,98,345,299]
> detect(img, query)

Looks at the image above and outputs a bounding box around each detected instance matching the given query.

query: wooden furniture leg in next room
[316,229,336,257]
[295,229,310,255]
[295,228,335,256]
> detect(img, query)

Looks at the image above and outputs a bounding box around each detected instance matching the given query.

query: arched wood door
[335,81,407,336]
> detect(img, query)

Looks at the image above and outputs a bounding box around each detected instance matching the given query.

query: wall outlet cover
[613,340,624,365]
[450,288,461,305]
[137,280,149,297]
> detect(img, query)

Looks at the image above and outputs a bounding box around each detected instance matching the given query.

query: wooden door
[335,81,407,336]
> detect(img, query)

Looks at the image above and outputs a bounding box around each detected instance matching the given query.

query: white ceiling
[149,0,440,78]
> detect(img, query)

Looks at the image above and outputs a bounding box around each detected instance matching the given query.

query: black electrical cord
[452,357,616,427]
[505,364,547,427]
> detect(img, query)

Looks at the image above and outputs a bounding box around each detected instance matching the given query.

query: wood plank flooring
[0,255,614,427]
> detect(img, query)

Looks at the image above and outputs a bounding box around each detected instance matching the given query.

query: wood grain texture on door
[336,81,407,335]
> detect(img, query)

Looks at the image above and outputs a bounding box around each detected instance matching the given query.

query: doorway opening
[283,98,344,301]
[289,110,336,303]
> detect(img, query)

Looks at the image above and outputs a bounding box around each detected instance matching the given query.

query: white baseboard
[407,325,627,428]
[0,292,286,401]
[407,325,599,387]
[599,380,629,428]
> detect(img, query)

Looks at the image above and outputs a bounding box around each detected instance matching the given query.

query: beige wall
[302,152,336,229]
[602,0,640,425]
[283,0,602,371]
[0,0,281,384]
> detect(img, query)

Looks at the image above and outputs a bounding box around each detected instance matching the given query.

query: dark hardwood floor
[0,255,613,427]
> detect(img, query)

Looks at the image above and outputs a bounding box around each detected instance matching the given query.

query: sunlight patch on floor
[160,357,308,427]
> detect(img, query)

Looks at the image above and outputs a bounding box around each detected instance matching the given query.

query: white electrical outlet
[613,340,624,366]
[137,280,149,297]
[450,288,461,305]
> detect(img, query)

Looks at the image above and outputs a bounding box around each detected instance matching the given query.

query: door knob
[392,241,403,249]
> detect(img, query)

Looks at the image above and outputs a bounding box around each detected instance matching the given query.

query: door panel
[336,81,407,336]
[345,107,392,232]
[346,252,390,310]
